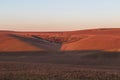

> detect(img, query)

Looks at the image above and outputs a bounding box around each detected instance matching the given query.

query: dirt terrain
[0,28,120,80]
[1,28,120,52]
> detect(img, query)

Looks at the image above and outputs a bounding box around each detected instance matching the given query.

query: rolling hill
[0,28,120,52]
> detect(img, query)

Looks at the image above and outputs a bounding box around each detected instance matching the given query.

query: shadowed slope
[0,32,61,52]
[9,34,61,51]
[0,50,120,67]
[0,32,42,52]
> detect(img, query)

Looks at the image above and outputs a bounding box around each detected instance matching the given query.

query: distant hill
[61,28,120,51]
[0,28,120,52]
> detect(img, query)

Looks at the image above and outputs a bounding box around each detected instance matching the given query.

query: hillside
[0,28,120,52]
[61,28,120,51]
[0,28,120,80]
[0,31,60,52]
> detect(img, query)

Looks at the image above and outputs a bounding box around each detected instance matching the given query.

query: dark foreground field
[0,51,120,80]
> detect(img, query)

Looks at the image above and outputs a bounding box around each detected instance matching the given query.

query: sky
[0,0,120,31]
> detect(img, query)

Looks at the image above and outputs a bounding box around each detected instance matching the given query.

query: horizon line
[0,28,120,32]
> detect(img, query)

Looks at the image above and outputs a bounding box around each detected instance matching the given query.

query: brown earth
[0,28,120,79]
[1,28,120,52]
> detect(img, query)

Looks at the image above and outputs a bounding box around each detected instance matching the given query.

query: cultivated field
[0,51,120,80]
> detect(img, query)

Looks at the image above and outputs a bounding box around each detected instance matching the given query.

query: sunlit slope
[61,28,120,51]
[61,35,120,51]
[0,32,43,52]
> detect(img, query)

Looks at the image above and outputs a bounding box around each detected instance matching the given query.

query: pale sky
[0,0,120,31]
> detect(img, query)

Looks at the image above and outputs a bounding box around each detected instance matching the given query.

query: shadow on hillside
[0,50,120,67]
[8,34,61,51]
